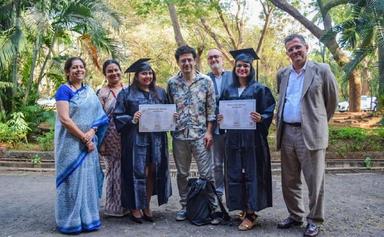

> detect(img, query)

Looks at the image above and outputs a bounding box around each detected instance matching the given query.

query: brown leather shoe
[277,217,303,229]
[304,223,319,237]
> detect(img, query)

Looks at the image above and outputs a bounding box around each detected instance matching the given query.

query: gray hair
[284,34,307,45]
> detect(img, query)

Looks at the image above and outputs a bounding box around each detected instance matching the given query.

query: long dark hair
[131,68,159,100]
[232,62,256,87]
[64,57,86,82]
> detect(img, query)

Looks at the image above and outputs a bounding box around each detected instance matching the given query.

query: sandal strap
[245,213,257,222]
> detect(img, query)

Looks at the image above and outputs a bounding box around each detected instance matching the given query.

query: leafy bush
[329,127,367,141]
[328,126,384,156]
[20,105,55,133]
[37,130,54,151]
[0,123,11,142]
[0,112,31,145]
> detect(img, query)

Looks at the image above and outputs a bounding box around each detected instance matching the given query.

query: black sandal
[142,211,154,222]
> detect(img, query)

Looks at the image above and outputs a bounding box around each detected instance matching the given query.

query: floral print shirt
[167,72,216,140]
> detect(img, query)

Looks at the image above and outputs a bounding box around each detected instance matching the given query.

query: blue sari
[54,85,108,234]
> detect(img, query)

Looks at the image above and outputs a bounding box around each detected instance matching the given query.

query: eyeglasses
[208,55,221,60]
[235,63,250,68]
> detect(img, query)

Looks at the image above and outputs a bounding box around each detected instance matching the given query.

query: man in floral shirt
[167,45,216,221]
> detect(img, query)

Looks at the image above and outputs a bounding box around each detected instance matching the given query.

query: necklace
[68,81,82,91]
[71,83,81,91]
[108,83,123,98]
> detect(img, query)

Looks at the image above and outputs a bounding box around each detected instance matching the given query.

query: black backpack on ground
[186,178,230,226]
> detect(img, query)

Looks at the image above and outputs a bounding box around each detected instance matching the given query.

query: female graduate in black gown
[114,59,172,223]
[218,48,275,231]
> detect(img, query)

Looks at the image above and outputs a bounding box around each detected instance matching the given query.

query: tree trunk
[256,0,273,55]
[199,17,233,62]
[269,0,362,111]
[348,70,361,112]
[11,0,21,112]
[360,60,371,96]
[211,0,237,49]
[196,45,205,71]
[167,3,186,47]
[37,34,56,87]
[23,33,42,105]
[378,42,384,111]
[0,97,6,121]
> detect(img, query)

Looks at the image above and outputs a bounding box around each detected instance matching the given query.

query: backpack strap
[209,182,230,221]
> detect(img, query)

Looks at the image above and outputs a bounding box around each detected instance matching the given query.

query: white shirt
[283,63,307,123]
[238,87,246,96]
[214,75,223,96]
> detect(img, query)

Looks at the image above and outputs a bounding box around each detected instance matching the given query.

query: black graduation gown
[114,86,172,209]
[221,80,275,212]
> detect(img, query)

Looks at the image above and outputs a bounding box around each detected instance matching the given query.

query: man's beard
[211,63,222,70]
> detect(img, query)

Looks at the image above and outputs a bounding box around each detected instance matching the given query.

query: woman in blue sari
[54,57,108,234]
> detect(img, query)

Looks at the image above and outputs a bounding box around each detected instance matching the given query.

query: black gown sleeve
[113,88,135,133]
[256,85,276,137]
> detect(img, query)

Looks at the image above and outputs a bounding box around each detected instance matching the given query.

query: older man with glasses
[206,49,233,202]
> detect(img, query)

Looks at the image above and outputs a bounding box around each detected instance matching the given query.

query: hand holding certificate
[219,99,256,130]
[138,104,176,132]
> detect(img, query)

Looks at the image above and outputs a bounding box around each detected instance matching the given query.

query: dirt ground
[0,171,383,237]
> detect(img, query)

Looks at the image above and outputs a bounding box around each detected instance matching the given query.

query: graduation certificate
[138,104,176,132]
[219,99,256,130]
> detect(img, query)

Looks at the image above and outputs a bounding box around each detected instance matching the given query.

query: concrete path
[0,171,383,237]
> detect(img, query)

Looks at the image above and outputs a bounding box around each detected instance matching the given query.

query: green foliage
[0,0,122,119]
[20,105,55,132]
[329,126,384,157]
[0,112,31,145]
[329,127,367,142]
[31,154,41,165]
[37,130,54,151]
[363,156,373,169]
[322,0,383,81]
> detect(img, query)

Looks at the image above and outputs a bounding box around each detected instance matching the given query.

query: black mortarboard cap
[125,58,152,73]
[229,48,259,63]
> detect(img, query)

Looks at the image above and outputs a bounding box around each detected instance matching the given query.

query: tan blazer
[276,61,338,151]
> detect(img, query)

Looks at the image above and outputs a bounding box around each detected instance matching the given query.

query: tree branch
[199,17,232,62]
[316,0,332,30]
[167,3,186,47]
[269,0,324,38]
[256,0,274,55]
[210,0,237,49]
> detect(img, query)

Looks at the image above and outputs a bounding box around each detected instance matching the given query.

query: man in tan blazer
[275,34,338,237]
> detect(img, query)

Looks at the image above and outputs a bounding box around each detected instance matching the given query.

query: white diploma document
[138,104,176,132]
[219,99,256,130]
